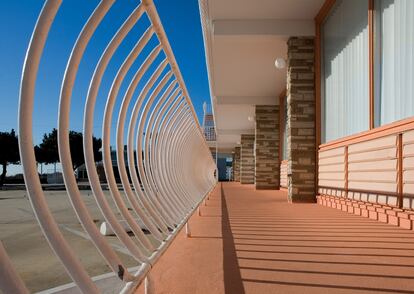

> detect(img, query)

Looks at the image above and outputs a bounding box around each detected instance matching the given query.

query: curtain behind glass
[322,0,369,142]
[376,0,414,126]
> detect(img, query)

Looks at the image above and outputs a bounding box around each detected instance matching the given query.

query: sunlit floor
[136,182,414,294]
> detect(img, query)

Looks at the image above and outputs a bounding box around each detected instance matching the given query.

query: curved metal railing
[0,0,216,293]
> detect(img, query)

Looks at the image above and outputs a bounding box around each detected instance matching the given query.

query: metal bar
[58,0,135,280]
[83,3,148,263]
[13,0,217,292]
[18,1,99,292]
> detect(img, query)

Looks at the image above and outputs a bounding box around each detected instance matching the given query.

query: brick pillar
[287,37,316,202]
[233,146,241,182]
[255,105,279,190]
[240,134,255,184]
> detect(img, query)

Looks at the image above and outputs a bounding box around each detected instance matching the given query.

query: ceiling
[199,0,325,151]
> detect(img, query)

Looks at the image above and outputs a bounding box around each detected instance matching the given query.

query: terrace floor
[136,182,414,294]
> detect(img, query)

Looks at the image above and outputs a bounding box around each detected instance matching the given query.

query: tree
[69,130,102,171]
[39,128,59,166]
[0,129,20,187]
[38,129,102,172]
[34,145,47,174]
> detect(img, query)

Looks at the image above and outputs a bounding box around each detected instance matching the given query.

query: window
[374,0,414,126]
[322,0,369,142]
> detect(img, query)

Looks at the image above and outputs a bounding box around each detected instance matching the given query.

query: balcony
[1,0,414,293]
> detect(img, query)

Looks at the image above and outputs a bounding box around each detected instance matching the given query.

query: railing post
[397,133,404,208]
[345,145,348,198]
[144,273,154,294]
[185,222,191,237]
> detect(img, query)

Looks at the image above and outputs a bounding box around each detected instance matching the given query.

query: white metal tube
[115,45,165,242]
[143,85,184,221]
[58,0,135,281]
[135,75,179,227]
[18,1,98,292]
[126,60,170,233]
[101,27,155,252]
[151,96,190,214]
[83,3,148,263]
[147,89,186,217]
[0,242,29,294]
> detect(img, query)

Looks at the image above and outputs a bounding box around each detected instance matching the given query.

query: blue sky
[0,0,210,145]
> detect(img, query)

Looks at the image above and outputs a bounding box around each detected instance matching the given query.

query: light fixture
[237,141,241,145]
[248,116,255,122]
[274,57,286,69]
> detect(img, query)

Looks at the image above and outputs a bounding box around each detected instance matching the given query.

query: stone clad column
[233,146,241,182]
[287,37,316,202]
[240,134,255,184]
[255,105,279,190]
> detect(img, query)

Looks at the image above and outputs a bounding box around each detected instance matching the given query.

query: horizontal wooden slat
[319,179,345,189]
[404,183,414,194]
[348,159,397,172]
[319,163,344,172]
[404,157,414,169]
[404,170,414,184]
[349,171,397,182]
[348,147,396,163]
[319,147,345,159]
[348,135,397,154]
[403,143,414,157]
[319,155,345,166]
[403,130,414,144]
[348,181,397,193]
[319,172,344,181]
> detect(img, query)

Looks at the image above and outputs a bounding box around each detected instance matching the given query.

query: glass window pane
[375,0,414,126]
[322,0,369,142]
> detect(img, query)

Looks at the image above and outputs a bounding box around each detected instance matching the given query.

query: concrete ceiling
[199,0,325,151]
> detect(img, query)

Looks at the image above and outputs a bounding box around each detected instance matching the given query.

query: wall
[287,37,316,202]
[255,105,279,189]
[280,160,288,188]
[240,134,255,184]
[233,146,240,182]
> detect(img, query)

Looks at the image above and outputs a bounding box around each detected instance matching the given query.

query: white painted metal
[18,0,99,292]
[10,0,217,293]
[83,3,149,263]
[127,61,171,234]
[0,242,29,294]
[101,27,156,253]
[115,45,165,242]
[58,0,135,281]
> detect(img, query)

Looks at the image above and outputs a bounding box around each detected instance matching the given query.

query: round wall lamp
[274,57,286,69]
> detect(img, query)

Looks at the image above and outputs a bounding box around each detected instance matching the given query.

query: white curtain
[377,0,414,126]
[322,0,369,142]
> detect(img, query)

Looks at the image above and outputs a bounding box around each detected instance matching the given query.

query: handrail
[4,0,218,293]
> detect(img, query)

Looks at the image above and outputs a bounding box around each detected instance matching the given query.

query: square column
[240,134,255,184]
[287,37,316,202]
[255,105,280,190]
[233,146,241,182]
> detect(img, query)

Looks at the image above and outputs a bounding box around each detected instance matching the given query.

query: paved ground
[136,182,414,294]
[0,189,148,292]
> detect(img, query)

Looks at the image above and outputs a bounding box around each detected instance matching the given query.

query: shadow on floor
[220,182,414,294]
[221,183,246,294]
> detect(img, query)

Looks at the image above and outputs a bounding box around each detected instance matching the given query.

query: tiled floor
[136,182,414,294]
